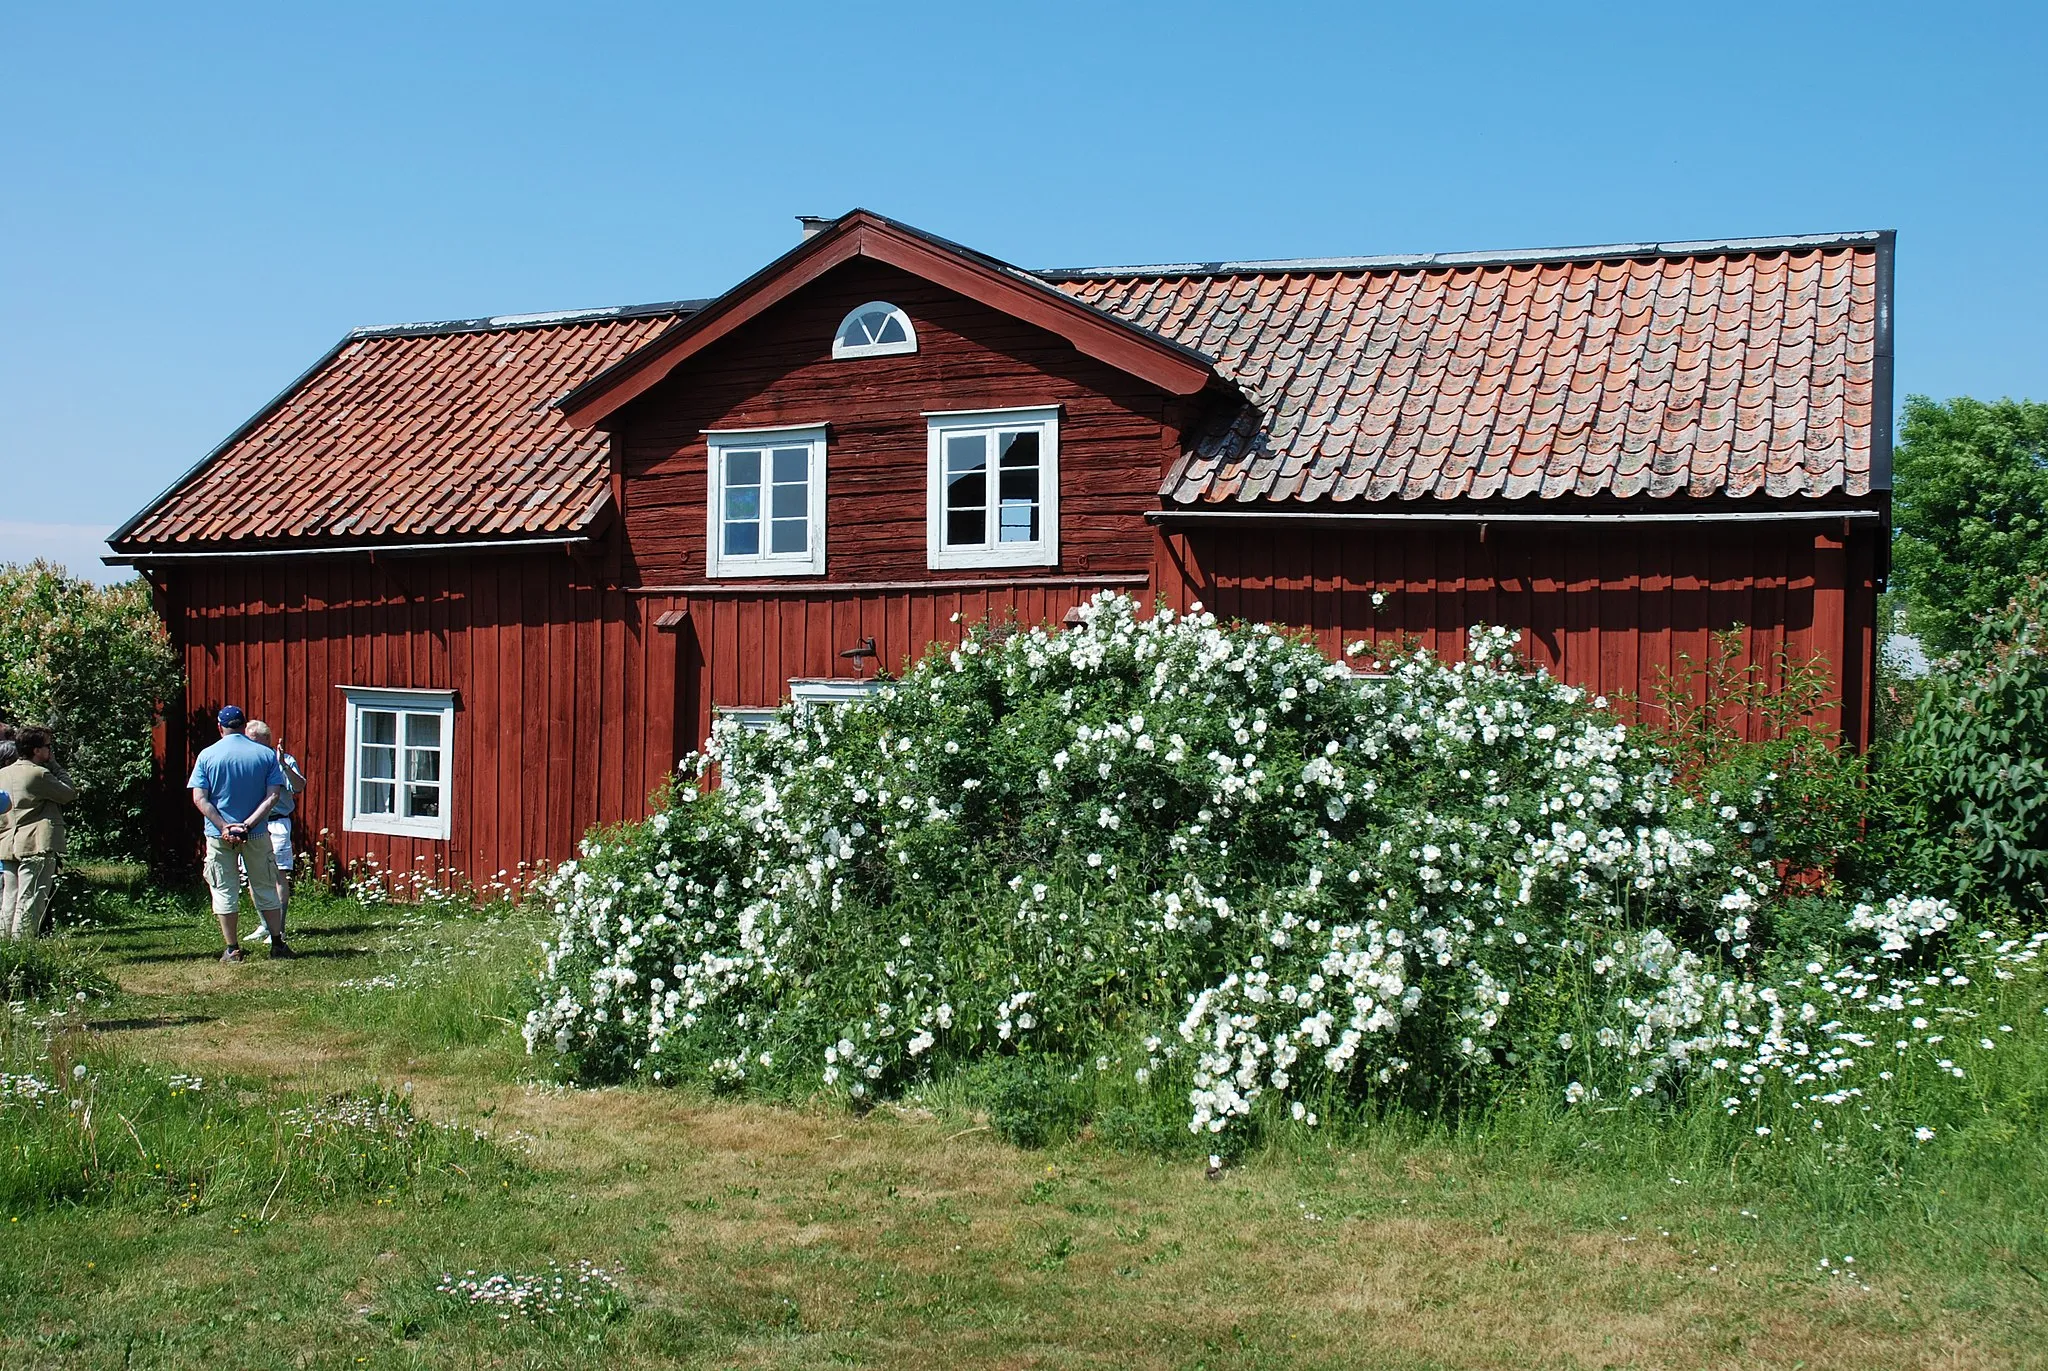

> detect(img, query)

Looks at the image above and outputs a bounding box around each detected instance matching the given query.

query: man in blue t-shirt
[188,705,294,963]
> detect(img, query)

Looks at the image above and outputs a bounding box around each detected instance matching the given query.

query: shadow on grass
[114,946,371,965]
[88,1014,220,1032]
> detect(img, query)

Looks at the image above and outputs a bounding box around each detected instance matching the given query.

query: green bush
[523,595,2046,1163]
[1638,627,1869,884]
[968,1056,1089,1150]
[0,562,183,860]
[1863,579,2048,915]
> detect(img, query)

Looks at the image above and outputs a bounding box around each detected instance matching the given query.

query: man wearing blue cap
[188,706,295,962]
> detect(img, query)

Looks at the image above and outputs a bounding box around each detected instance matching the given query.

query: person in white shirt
[245,720,306,939]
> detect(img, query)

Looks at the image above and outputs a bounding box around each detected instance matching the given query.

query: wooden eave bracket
[557,212,1214,429]
[653,609,690,632]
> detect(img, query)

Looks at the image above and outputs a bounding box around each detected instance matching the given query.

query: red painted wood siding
[158,554,684,884]
[151,519,1880,881]
[1159,521,1883,749]
[613,259,1172,586]
[644,576,1147,752]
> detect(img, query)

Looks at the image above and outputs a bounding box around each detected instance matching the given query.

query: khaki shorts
[206,834,280,916]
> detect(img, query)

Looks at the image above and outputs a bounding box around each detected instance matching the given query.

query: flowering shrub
[524,595,2044,1149]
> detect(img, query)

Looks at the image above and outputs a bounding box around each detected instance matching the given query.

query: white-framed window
[925,405,1060,570]
[713,706,780,734]
[705,424,827,578]
[339,686,455,839]
[832,301,917,359]
[717,679,885,735]
[789,677,885,713]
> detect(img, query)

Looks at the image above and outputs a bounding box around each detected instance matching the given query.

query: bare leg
[217,909,241,949]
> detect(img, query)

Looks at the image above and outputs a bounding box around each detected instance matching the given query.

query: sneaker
[248,923,271,943]
[220,946,245,964]
[268,937,297,960]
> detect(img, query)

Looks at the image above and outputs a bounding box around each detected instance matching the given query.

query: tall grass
[0,1008,518,1216]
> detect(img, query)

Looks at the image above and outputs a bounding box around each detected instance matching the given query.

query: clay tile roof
[1045,231,1890,504]
[117,228,1890,552]
[114,302,703,550]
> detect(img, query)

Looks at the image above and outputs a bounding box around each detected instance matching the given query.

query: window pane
[998,430,1040,469]
[946,433,987,476]
[405,784,441,819]
[770,481,807,520]
[875,314,907,344]
[999,496,1039,542]
[359,743,396,781]
[360,710,396,747]
[359,779,395,815]
[840,317,870,348]
[947,508,984,545]
[404,713,441,749]
[405,745,440,784]
[998,462,1039,505]
[725,449,761,488]
[945,436,986,515]
[724,519,760,556]
[770,517,808,554]
[724,484,760,522]
[771,447,808,485]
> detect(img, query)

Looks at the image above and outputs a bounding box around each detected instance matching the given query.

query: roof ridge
[1034,230,1892,282]
[349,298,709,340]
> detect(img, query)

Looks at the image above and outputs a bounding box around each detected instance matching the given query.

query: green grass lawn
[2,878,2044,1370]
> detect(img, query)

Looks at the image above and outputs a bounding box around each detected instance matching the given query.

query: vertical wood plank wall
[159,555,1138,882]
[1157,521,1881,748]
[156,521,1879,881]
[162,553,678,886]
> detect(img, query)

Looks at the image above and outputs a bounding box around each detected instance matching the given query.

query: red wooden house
[108,211,1894,882]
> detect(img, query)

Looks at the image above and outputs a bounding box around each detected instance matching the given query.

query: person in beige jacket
[0,727,77,939]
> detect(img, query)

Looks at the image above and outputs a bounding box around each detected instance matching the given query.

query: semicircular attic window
[832,302,917,359]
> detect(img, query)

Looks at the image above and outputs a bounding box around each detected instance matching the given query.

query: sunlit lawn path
[1,881,2041,1370]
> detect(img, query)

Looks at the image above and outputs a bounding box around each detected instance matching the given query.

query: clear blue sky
[4,1,2044,579]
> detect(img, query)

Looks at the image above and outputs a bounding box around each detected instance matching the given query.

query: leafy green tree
[0,562,183,860]
[1892,396,2048,654]
[1861,578,2048,916]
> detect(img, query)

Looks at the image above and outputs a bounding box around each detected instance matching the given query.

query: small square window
[340,687,454,839]
[706,425,828,578]
[925,407,1059,570]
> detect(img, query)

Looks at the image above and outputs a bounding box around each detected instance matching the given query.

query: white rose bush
[524,595,2048,1157]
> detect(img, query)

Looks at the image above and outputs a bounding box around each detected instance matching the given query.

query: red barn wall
[157,553,684,886]
[1160,519,1882,749]
[151,518,1879,882]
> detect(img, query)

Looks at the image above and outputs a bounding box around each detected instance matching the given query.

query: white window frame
[705,424,828,578]
[713,706,780,734]
[831,301,918,359]
[338,686,455,839]
[924,405,1060,570]
[789,676,885,715]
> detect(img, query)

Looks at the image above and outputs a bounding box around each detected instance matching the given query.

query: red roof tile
[116,304,696,549]
[117,228,1889,552]
[1050,233,1886,503]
